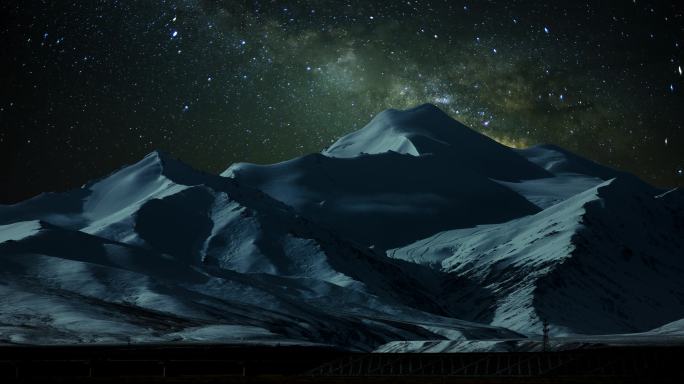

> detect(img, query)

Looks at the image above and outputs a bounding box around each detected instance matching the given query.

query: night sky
[2,0,683,203]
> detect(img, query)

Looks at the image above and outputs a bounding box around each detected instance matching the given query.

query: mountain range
[1,104,682,352]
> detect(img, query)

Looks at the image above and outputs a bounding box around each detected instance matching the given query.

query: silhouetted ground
[1,344,682,383]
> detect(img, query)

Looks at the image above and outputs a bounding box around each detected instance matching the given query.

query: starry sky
[1,0,683,203]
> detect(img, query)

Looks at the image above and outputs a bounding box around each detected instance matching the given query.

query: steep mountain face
[389,177,684,335]
[494,144,660,209]
[323,104,551,182]
[516,144,624,180]
[0,151,515,348]
[225,104,544,250]
[1,104,683,349]
[225,152,541,250]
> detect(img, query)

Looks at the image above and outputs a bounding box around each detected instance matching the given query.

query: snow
[169,325,278,342]
[516,144,623,180]
[500,144,661,208]
[322,104,551,182]
[0,220,42,243]
[389,177,684,335]
[1,104,682,350]
[225,117,544,250]
[644,318,684,336]
[0,149,516,349]
[374,340,522,353]
[495,174,606,209]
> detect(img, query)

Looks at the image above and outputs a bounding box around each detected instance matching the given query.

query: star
[3,1,684,203]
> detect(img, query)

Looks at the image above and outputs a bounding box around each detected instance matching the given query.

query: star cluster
[1,0,683,202]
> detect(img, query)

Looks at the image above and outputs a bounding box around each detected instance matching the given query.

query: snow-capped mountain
[0,150,516,348]
[224,104,545,250]
[1,104,682,351]
[389,177,684,335]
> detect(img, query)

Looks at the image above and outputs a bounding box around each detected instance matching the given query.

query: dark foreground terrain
[1,343,682,383]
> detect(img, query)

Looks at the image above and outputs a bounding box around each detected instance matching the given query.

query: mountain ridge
[1,103,682,350]
[322,103,552,182]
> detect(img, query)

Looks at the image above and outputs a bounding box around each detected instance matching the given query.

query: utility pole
[542,319,550,352]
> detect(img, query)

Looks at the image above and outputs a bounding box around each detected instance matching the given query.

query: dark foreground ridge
[1,344,683,383]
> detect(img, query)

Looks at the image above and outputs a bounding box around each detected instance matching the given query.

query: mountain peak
[143,149,189,172]
[134,150,214,187]
[2,103,683,349]
[323,104,551,181]
[146,149,173,163]
[379,103,452,122]
[325,104,466,156]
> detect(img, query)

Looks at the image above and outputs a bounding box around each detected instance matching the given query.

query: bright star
[544,26,550,34]
[171,30,178,38]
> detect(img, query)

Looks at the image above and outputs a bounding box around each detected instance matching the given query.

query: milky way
[2,1,683,202]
